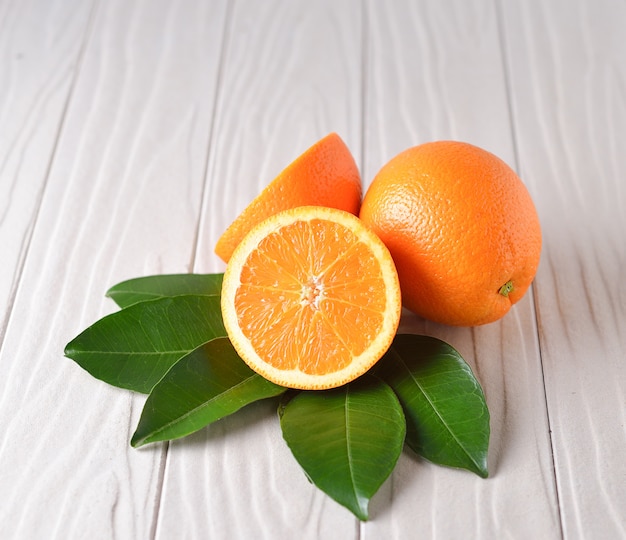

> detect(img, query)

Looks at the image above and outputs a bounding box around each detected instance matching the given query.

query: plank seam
[494,0,520,174]
[493,1,565,539]
[0,0,101,350]
[149,2,235,538]
[188,1,236,273]
[359,0,369,190]
[149,440,170,540]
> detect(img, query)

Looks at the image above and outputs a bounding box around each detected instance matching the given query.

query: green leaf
[131,338,285,447]
[374,334,490,478]
[106,273,223,308]
[279,375,406,521]
[64,295,227,393]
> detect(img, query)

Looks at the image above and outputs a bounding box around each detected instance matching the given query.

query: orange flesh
[214,133,361,263]
[234,219,386,375]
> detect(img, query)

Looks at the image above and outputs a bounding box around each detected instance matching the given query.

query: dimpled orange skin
[359,141,542,326]
[215,133,361,263]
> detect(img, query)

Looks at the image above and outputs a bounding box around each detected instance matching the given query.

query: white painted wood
[0,0,94,338]
[360,1,561,537]
[502,0,626,538]
[194,0,364,276]
[0,0,227,537]
[362,0,515,179]
[1,0,624,537]
[156,1,363,537]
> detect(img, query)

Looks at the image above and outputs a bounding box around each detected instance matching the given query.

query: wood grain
[503,0,626,537]
[0,0,94,340]
[362,0,514,185]
[361,0,561,537]
[0,0,227,537]
[1,0,624,537]
[157,0,363,537]
[194,0,364,276]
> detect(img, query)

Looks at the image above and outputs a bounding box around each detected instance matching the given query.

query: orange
[360,141,541,326]
[221,206,401,390]
[215,133,361,263]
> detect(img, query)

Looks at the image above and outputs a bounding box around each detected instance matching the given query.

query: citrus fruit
[215,133,361,263]
[221,206,401,390]
[359,141,542,326]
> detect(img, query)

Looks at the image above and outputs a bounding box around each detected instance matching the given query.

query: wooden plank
[3,0,618,537]
[0,0,94,339]
[155,0,363,537]
[502,0,626,537]
[0,0,227,537]
[194,0,364,275]
[361,0,561,537]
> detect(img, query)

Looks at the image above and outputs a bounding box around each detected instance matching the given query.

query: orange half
[221,206,401,390]
[215,133,361,263]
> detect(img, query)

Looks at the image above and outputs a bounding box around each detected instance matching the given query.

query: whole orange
[359,141,542,326]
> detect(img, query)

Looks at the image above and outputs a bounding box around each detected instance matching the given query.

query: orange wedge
[221,206,402,390]
[215,133,361,263]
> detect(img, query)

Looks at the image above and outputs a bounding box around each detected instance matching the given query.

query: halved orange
[215,133,361,263]
[221,206,401,390]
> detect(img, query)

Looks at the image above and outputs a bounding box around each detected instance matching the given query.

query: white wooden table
[2,0,625,538]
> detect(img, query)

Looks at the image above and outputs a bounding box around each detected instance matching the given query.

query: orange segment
[215,133,362,263]
[221,206,401,390]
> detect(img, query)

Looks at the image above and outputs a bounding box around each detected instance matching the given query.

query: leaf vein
[390,348,483,471]
[136,375,275,444]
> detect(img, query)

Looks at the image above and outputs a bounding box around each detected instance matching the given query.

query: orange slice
[215,133,361,263]
[221,206,402,390]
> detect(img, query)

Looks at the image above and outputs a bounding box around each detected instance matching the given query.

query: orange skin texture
[360,141,542,326]
[215,133,361,263]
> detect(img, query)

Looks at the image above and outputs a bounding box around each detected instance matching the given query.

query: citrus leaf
[64,295,226,393]
[131,338,285,447]
[374,334,490,478]
[279,375,406,521]
[106,273,223,308]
